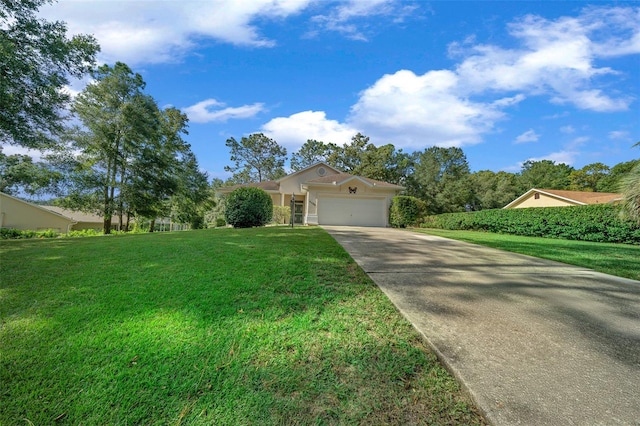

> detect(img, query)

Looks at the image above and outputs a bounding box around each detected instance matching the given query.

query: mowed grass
[414,228,640,281]
[0,227,485,425]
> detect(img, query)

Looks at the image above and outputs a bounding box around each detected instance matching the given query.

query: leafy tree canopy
[1,0,99,149]
[290,139,337,171]
[518,160,574,192]
[225,133,287,183]
[0,146,60,196]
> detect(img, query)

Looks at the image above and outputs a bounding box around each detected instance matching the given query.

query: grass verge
[414,228,640,281]
[1,227,485,425]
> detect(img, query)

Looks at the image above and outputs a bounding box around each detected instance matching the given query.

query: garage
[317,196,387,227]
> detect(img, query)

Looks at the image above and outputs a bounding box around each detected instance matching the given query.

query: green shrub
[38,229,60,239]
[390,196,426,228]
[0,228,28,239]
[190,215,206,230]
[67,229,103,238]
[271,206,291,225]
[0,228,59,239]
[225,187,273,228]
[215,218,226,227]
[421,204,640,244]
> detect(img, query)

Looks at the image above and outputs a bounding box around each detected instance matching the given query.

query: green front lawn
[414,228,640,281]
[0,227,484,425]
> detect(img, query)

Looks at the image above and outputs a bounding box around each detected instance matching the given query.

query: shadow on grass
[0,227,484,425]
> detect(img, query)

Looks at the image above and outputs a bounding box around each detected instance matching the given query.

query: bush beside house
[421,204,640,244]
[225,187,273,228]
[390,196,426,228]
[271,206,291,225]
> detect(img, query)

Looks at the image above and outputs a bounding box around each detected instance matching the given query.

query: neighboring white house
[0,192,76,232]
[217,163,404,227]
[0,191,120,232]
[504,188,622,209]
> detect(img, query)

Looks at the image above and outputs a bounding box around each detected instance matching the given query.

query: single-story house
[503,188,623,209]
[1,192,76,232]
[0,191,119,232]
[217,162,405,227]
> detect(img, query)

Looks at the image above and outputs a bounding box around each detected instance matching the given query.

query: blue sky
[31,0,640,180]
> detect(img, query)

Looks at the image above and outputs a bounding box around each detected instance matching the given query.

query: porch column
[280,193,285,207]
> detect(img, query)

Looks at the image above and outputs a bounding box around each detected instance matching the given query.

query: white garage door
[318,196,386,227]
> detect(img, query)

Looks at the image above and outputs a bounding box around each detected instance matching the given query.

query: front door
[294,201,304,224]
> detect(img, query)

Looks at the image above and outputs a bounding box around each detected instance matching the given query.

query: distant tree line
[222,132,639,216]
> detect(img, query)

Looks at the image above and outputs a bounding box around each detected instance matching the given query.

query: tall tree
[170,152,214,229]
[1,0,99,149]
[469,170,519,210]
[224,133,287,183]
[517,160,574,192]
[597,159,640,192]
[354,143,412,185]
[290,139,337,171]
[568,163,610,192]
[327,133,369,173]
[126,104,183,231]
[409,146,472,214]
[67,62,154,233]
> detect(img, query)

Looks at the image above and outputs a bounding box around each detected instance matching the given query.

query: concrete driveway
[323,226,640,426]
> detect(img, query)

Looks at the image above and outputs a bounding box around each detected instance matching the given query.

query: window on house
[534,193,540,200]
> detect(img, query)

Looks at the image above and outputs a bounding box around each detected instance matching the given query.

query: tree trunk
[103,217,112,234]
[103,157,113,235]
[149,218,155,232]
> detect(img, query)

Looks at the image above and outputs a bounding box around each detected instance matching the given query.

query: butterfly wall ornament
[348,186,357,194]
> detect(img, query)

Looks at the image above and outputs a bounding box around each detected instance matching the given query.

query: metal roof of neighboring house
[42,206,116,224]
[535,189,622,204]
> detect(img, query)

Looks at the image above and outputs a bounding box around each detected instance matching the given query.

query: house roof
[504,188,622,209]
[276,162,341,182]
[42,206,116,224]
[303,172,404,189]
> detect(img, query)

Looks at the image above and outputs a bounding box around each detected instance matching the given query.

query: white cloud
[261,111,358,149]
[514,129,540,144]
[608,130,631,140]
[39,0,417,65]
[454,6,638,112]
[310,0,414,41]
[347,69,505,149]
[39,0,314,65]
[184,99,265,123]
[525,151,578,166]
[560,125,575,134]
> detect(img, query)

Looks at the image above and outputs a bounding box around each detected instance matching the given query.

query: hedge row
[420,204,640,244]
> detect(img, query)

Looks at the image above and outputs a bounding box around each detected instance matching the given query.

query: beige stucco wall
[305,181,397,225]
[510,193,578,208]
[279,165,336,195]
[0,194,75,232]
[72,221,105,231]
